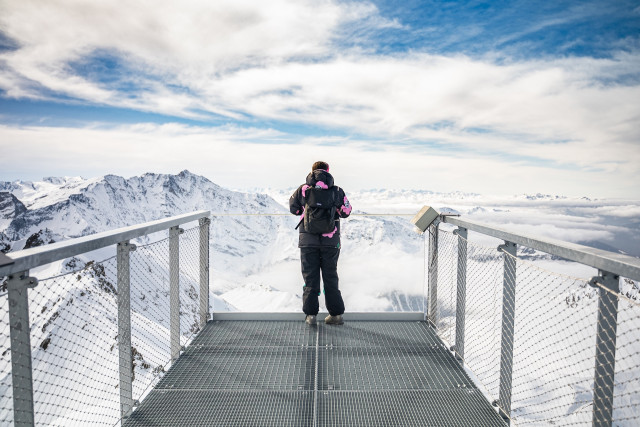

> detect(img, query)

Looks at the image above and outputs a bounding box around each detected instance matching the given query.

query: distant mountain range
[2,170,638,293]
[0,170,284,254]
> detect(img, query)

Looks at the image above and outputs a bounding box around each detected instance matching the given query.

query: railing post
[590,271,619,427]
[170,226,183,362]
[427,221,440,327]
[117,241,136,419]
[7,271,37,427]
[199,217,211,328]
[453,227,468,361]
[497,241,517,422]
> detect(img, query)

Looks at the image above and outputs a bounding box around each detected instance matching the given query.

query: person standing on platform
[289,161,352,325]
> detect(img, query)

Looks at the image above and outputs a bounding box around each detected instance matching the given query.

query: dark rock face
[0,192,27,220]
[24,229,56,249]
[0,232,9,253]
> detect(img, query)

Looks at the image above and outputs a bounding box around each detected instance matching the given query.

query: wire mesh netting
[431,226,640,426]
[508,253,599,425]
[0,221,208,425]
[434,229,505,399]
[610,280,640,425]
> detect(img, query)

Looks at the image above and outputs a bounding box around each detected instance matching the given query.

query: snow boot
[324,314,344,325]
[305,315,317,325]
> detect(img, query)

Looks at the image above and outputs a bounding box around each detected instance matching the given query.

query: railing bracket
[498,407,509,421]
[118,242,136,252]
[8,273,38,289]
[589,272,619,291]
[497,242,516,253]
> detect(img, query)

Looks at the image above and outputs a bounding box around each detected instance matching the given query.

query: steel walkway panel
[154,347,315,390]
[318,346,475,390]
[190,320,316,347]
[124,320,506,427]
[318,390,506,427]
[319,320,442,347]
[124,390,313,426]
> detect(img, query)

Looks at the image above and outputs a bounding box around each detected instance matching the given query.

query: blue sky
[0,0,639,197]
[367,1,640,57]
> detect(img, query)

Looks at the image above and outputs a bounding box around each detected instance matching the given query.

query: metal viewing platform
[2,209,639,426]
[123,316,506,427]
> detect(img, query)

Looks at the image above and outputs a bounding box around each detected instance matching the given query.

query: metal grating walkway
[124,320,506,426]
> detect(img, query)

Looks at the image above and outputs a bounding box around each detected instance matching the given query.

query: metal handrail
[421,211,639,425]
[0,210,210,277]
[3,210,211,426]
[442,215,640,282]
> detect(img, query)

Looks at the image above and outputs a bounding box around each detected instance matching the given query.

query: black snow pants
[301,247,345,316]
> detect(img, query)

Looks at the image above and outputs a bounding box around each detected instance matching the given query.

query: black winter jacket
[289,170,352,248]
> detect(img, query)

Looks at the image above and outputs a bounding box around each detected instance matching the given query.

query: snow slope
[1,171,638,425]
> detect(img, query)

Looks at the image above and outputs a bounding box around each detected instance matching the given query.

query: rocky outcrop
[0,192,27,221]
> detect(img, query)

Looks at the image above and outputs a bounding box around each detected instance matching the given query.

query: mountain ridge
[0,170,287,254]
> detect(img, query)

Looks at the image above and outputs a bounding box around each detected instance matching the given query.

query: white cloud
[205,53,640,161]
[0,122,638,199]
[1,0,342,66]
[0,0,639,197]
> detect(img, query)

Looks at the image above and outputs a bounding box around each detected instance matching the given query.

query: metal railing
[0,209,425,425]
[1,206,639,426]
[422,213,640,426]
[0,211,210,426]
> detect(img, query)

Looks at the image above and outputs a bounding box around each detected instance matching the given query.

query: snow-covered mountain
[1,171,306,286]
[1,171,639,426]
[1,170,284,250]
[0,192,26,251]
[3,171,639,312]
[0,171,431,313]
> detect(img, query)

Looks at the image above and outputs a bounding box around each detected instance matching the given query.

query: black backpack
[296,187,337,234]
